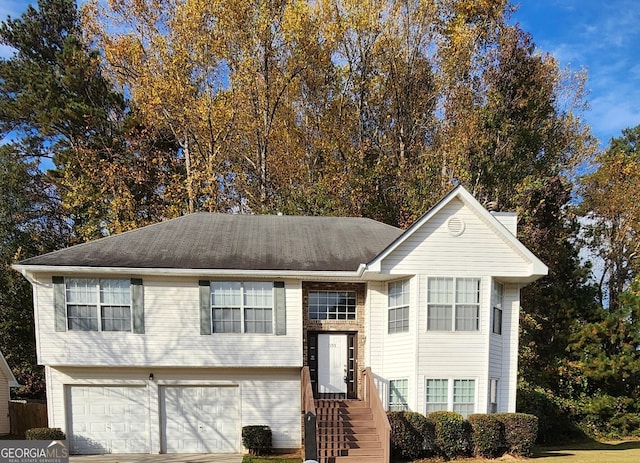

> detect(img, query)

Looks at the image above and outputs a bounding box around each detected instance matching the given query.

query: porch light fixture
[149,373,154,381]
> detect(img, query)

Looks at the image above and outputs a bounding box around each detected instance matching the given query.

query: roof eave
[13,264,368,280]
[0,352,20,388]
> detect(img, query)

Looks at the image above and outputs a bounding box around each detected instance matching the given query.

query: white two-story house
[14,186,546,456]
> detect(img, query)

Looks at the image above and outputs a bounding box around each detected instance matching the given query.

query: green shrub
[495,413,538,456]
[429,411,467,460]
[577,394,640,439]
[25,428,66,440]
[387,411,435,460]
[242,425,272,455]
[467,414,503,458]
[517,382,585,443]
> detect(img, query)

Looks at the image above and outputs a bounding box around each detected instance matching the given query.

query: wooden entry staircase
[316,399,386,463]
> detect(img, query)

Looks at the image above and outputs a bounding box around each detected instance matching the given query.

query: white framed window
[388,279,410,334]
[427,277,480,331]
[453,379,476,417]
[65,278,131,332]
[425,379,449,413]
[489,378,499,413]
[492,281,503,335]
[211,282,273,333]
[427,277,453,330]
[389,379,409,411]
[426,378,476,418]
[308,290,356,320]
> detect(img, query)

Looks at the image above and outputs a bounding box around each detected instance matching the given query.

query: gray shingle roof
[18,213,403,272]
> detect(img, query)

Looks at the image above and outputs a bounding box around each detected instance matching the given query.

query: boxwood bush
[429,411,467,460]
[25,428,66,440]
[387,411,435,461]
[495,413,538,456]
[467,414,503,458]
[241,425,272,455]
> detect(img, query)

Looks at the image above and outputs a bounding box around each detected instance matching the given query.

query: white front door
[161,386,239,453]
[317,334,347,395]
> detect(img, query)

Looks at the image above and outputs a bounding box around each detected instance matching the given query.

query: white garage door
[68,385,149,454]
[161,386,239,453]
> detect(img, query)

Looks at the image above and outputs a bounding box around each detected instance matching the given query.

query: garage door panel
[162,386,239,453]
[68,385,149,455]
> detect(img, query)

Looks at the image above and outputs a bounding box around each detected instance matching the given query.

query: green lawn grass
[410,441,640,463]
[242,454,302,463]
[242,441,640,463]
[530,440,640,463]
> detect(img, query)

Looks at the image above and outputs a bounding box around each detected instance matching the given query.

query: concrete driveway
[69,454,243,463]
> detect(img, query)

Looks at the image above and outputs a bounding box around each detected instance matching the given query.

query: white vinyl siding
[427,277,479,331]
[34,277,302,368]
[0,372,10,434]
[379,198,531,277]
[66,279,131,332]
[388,279,410,334]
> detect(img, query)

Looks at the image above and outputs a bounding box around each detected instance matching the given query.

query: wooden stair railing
[363,367,390,463]
[301,366,318,461]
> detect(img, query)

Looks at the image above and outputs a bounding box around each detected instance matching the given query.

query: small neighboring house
[0,350,20,435]
[13,186,547,457]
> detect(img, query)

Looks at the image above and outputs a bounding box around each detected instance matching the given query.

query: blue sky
[511,0,640,148]
[1,0,639,149]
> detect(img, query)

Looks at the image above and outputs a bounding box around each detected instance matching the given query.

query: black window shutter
[199,280,212,335]
[130,278,144,334]
[52,276,66,332]
[274,281,286,335]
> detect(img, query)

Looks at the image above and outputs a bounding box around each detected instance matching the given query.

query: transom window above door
[308,291,357,320]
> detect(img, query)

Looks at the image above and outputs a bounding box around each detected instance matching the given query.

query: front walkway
[69,454,243,463]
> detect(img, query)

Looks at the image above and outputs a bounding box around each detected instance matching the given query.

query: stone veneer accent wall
[302,281,367,399]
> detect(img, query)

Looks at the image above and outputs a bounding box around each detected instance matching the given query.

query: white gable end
[368,187,547,282]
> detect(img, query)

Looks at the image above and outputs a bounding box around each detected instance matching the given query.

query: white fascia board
[13,263,368,280]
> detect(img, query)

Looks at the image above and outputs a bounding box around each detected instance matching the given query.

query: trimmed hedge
[387,411,435,460]
[495,413,538,456]
[25,428,66,440]
[387,411,539,460]
[429,411,467,460]
[468,414,503,458]
[241,425,272,455]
